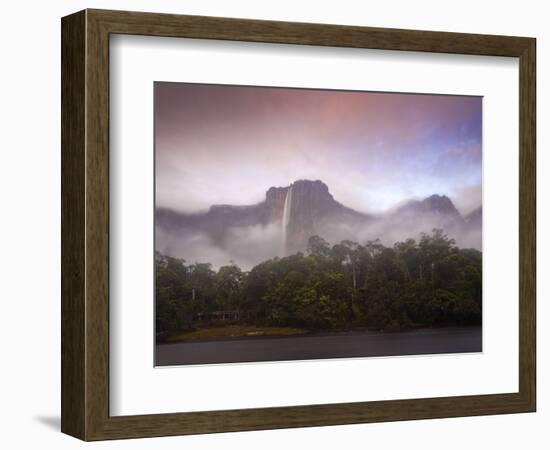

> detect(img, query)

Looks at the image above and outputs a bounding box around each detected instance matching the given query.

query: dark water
[155,326,482,366]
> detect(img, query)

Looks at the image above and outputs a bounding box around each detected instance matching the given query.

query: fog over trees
[156,229,482,338]
[156,180,482,271]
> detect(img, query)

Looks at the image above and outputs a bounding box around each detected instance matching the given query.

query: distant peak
[426,194,449,200]
[266,179,329,191]
[422,194,453,207]
[266,179,330,197]
[397,194,460,217]
[264,179,337,219]
[291,179,328,188]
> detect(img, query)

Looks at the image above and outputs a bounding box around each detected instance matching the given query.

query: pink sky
[155,82,482,215]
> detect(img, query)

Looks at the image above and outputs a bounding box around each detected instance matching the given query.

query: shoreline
[157,324,481,346]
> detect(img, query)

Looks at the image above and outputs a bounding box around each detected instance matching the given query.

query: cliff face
[157,179,372,252]
[465,207,482,228]
[282,180,371,253]
[156,180,481,258]
[391,194,464,231]
[287,180,334,252]
[396,194,462,219]
[265,186,288,223]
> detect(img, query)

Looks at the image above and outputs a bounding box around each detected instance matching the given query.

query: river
[155,326,482,366]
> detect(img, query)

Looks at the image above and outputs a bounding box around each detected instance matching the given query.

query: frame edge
[518,37,536,412]
[61,9,87,441]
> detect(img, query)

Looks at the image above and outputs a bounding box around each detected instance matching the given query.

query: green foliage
[155,229,482,337]
[307,235,331,258]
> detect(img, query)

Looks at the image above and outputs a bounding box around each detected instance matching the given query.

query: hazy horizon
[155,83,482,217]
[157,177,480,217]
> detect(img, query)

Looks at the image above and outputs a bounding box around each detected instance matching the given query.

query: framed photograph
[153,83,485,366]
[61,9,536,440]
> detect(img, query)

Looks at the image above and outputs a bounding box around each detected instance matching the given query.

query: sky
[155,82,482,216]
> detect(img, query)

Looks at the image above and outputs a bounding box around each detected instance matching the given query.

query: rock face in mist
[397,194,462,219]
[465,206,482,229]
[265,186,288,222]
[156,179,482,267]
[282,180,372,253]
[459,206,482,249]
[156,179,371,252]
[391,194,464,232]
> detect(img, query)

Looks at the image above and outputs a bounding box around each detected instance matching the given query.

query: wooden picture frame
[61,9,536,441]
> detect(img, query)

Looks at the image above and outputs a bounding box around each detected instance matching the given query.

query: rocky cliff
[156,180,481,260]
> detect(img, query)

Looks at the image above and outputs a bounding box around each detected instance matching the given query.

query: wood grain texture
[89,8,532,56]
[61,10,86,439]
[85,10,111,439]
[61,8,537,441]
[518,39,536,409]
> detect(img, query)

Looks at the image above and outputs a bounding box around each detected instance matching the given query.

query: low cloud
[157,212,481,272]
[452,184,482,216]
[157,223,284,271]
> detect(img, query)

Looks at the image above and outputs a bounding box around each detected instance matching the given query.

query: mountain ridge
[156,179,481,262]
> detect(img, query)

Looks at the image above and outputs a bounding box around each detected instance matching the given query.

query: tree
[307,235,331,258]
[155,229,482,336]
[215,264,245,314]
[330,240,360,323]
[155,252,194,333]
[188,262,217,313]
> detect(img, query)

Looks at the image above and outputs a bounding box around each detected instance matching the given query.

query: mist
[156,208,481,271]
[156,223,283,271]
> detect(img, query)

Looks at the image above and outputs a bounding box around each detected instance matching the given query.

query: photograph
[154,82,483,366]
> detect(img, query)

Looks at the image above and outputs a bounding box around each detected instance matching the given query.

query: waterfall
[280,186,293,256]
